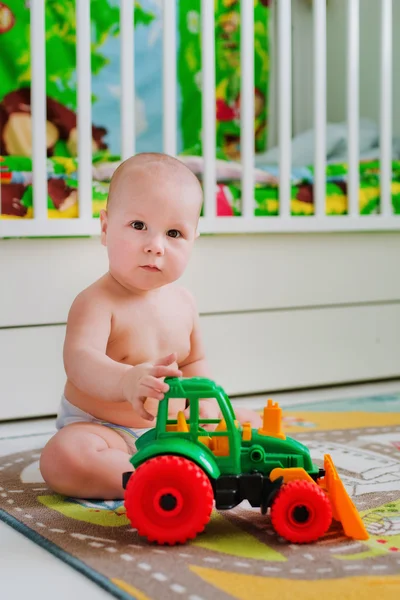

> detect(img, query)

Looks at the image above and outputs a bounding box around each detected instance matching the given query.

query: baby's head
[100,153,203,292]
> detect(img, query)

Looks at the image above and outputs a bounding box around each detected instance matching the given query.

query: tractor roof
[165,377,223,398]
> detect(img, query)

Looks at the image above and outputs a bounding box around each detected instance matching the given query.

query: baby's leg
[234,406,263,428]
[40,422,133,500]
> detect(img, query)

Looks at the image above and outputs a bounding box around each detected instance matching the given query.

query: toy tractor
[123,377,368,546]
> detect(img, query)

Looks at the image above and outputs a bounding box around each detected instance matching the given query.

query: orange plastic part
[270,467,316,485]
[242,422,252,441]
[320,454,369,541]
[258,399,286,440]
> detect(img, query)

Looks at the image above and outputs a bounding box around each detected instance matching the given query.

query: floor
[1,378,400,600]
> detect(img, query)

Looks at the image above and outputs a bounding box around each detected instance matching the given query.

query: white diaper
[56,395,150,454]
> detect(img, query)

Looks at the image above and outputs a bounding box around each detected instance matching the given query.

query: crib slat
[314,0,327,217]
[4,215,400,238]
[380,0,392,216]
[163,0,176,156]
[30,0,47,221]
[201,0,216,218]
[347,0,360,217]
[241,0,255,219]
[121,0,135,159]
[278,0,291,219]
[76,0,93,221]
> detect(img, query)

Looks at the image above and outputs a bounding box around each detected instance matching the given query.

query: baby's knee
[39,432,91,495]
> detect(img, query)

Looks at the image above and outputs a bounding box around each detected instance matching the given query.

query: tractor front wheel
[270,479,332,543]
[124,455,214,545]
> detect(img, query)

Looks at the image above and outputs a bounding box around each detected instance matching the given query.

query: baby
[40,153,262,500]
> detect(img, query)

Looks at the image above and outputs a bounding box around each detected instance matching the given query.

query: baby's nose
[144,236,164,255]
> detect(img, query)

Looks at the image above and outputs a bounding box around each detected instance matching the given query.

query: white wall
[291,0,400,135]
[1,233,400,420]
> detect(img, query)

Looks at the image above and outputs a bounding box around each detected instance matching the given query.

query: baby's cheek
[110,241,135,270]
[168,248,191,279]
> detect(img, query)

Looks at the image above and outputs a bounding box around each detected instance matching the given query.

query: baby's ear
[100,209,108,246]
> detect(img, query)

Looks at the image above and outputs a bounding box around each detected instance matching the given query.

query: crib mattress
[1,153,400,220]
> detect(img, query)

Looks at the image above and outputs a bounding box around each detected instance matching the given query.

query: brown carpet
[1,395,400,599]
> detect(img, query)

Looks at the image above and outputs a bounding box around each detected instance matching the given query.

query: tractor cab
[133,377,243,475]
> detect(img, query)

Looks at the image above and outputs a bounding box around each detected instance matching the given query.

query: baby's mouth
[140,265,161,272]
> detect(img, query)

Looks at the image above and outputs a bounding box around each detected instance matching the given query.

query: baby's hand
[121,353,182,421]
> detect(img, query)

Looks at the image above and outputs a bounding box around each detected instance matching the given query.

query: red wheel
[270,480,332,543]
[124,455,214,545]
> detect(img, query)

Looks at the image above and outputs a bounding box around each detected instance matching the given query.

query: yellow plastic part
[258,399,286,440]
[320,454,369,541]
[176,411,189,433]
[215,419,227,431]
[242,422,252,441]
[198,418,241,456]
[198,435,213,449]
[269,467,316,485]
[211,418,230,456]
[165,424,178,432]
[215,418,239,431]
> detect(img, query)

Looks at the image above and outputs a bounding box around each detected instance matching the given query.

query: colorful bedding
[178,0,271,159]
[0,1,271,160]
[2,154,400,220]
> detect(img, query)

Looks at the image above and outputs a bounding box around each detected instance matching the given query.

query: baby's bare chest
[107,298,193,365]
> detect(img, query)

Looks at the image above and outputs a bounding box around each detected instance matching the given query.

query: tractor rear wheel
[124,455,214,545]
[270,479,332,543]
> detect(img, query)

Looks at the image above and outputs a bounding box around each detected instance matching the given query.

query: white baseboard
[1,302,399,420]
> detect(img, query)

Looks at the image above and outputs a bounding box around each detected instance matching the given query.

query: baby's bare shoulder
[169,284,197,310]
[67,275,115,321]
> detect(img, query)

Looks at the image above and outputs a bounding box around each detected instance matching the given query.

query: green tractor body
[123,377,368,545]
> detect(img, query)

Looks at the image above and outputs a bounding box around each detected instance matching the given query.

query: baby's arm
[64,291,181,419]
[179,292,220,419]
[179,291,261,427]
[179,315,209,378]
[179,290,210,377]
[63,292,130,401]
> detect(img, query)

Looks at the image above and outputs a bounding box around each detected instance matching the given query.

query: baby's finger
[142,376,169,394]
[154,352,178,367]
[132,399,155,422]
[151,365,182,379]
[140,385,165,402]
[140,409,155,421]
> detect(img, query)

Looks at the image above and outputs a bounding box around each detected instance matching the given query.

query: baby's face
[101,167,201,292]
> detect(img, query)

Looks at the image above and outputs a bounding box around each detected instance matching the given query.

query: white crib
[1,0,400,421]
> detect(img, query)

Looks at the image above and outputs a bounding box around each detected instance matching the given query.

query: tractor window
[165,398,190,433]
[207,418,231,457]
[197,399,232,457]
[167,397,187,419]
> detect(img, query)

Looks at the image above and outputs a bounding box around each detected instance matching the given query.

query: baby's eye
[167,229,182,238]
[131,221,147,231]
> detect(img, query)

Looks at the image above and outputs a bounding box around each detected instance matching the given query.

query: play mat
[1,392,400,599]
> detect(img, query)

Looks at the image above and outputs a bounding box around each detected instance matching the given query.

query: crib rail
[1,0,399,238]
[30,0,47,224]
